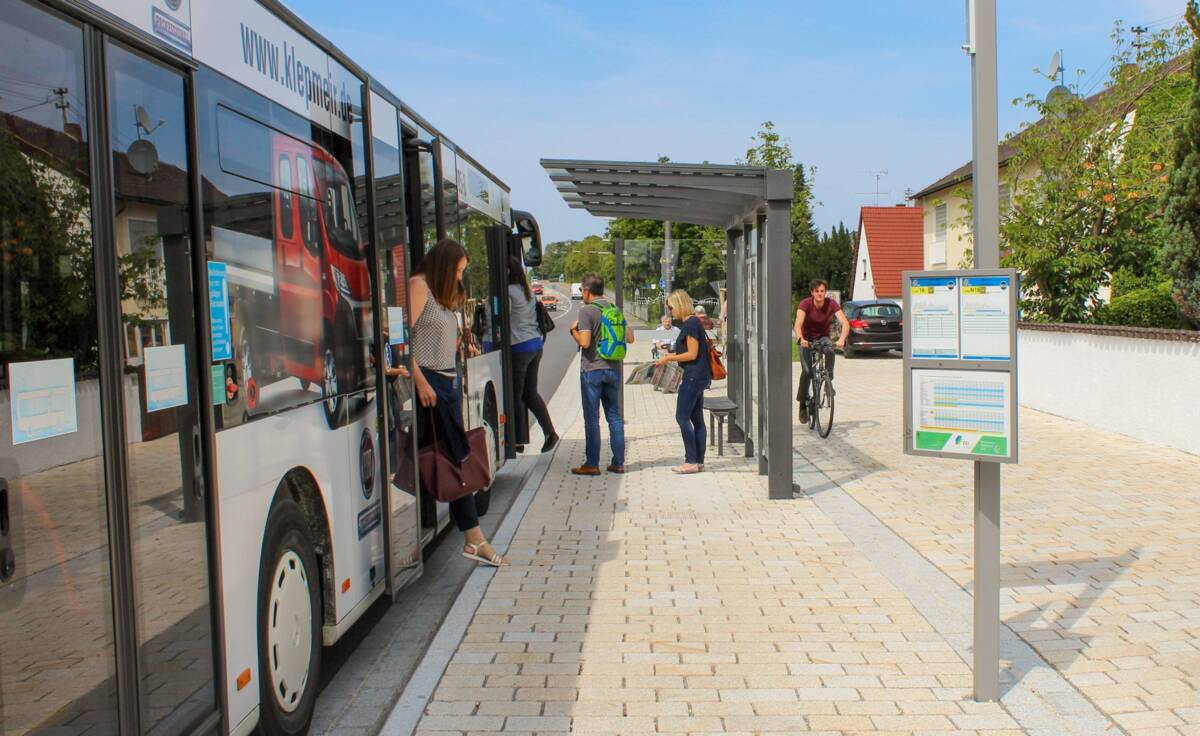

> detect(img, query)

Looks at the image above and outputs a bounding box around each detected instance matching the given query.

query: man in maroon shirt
[793,279,850,424]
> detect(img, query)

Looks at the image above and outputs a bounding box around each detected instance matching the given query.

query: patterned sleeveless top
[411,279,458,372]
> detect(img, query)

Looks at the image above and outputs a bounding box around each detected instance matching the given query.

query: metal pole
[765,172,793,500]
[967,0,1001,702]
[663,221,673,296]
[614,238,625,415]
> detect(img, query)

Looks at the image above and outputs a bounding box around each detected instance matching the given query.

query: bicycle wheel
[816,376,835,438]
[808,379,819,430]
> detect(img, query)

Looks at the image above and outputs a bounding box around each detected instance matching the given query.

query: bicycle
[802,336,835,438]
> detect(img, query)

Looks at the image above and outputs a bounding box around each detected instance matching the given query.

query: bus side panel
[213,400,383,729]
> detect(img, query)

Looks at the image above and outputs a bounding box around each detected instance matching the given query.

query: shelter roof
[540,159,781,230]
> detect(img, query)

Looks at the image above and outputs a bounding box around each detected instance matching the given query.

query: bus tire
[256,498,322,736]
[322,320,345,430]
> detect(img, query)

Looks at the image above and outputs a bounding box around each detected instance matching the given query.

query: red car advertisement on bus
[212,112,372,429]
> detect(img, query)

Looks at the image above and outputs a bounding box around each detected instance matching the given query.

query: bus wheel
[256,499,321,736]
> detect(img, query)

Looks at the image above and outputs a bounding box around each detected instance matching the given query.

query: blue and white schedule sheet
[959,275,1012,360]
[909,277,959,359]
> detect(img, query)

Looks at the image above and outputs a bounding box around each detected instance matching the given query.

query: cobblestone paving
[794,356,1199,736]
[411,367,1038,735]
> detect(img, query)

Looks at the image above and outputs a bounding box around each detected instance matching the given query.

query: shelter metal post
[614,238,625,415]
[968,0,1001,702]
[765,172,793,500]
[725,229,745,444]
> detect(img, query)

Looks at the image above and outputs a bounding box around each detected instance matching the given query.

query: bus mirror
[512,209,542,267]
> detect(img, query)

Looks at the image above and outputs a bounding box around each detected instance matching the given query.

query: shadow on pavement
[998,548,1142,697]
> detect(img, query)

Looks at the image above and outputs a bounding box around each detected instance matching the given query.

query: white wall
[1018,327,1200,456]
[852,227,876,300]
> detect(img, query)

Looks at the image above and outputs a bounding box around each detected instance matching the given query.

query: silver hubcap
[323,348,338,412]
[267,550,312,713]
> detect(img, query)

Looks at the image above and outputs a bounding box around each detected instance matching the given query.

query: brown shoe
[606,464,626,474]
[798,404,809,424]
[570,465,601,476]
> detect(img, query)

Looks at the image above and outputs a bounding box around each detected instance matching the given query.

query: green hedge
[646,301,664,325]
[1093,281,1187,329]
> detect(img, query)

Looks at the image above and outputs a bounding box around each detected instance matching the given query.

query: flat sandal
[463,541,508,566]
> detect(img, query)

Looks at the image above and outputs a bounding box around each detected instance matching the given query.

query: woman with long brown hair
[409,238,507,566]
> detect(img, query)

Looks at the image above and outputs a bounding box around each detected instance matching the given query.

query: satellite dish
[128,139,159,175]
[134,105,164,135]
[1048,51,1063,79]
[1046,84,1073,107]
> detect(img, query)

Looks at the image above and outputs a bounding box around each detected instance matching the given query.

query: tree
[995,20,1190,322]
[533,239,572,281]
[795,223,855,298]
[741,121,821,298]
[1162,1,1200,328]
[562,235,615,284]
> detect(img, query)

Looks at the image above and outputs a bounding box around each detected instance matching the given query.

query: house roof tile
[858,206,924,298]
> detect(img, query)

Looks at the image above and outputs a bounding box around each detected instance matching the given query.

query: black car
[840,300,902,357]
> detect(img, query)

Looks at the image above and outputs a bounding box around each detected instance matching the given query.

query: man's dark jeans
[581,368,625,468]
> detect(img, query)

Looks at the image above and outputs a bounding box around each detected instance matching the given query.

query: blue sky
[287,0,1186,241]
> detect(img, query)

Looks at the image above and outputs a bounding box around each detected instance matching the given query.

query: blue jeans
[675,376,707,465]
[581,369,625,467]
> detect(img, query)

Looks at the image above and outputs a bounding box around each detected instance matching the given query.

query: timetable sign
[902,268,1019,464]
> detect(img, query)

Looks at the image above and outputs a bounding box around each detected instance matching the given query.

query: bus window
[296,154,319,255]
[277,155,294,239]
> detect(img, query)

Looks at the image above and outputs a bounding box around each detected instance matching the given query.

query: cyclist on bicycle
[794,278,850,424]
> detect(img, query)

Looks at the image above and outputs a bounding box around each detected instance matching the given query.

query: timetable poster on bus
[910,369,1012,459]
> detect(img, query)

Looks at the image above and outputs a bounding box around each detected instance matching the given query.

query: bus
[0,1,542,735]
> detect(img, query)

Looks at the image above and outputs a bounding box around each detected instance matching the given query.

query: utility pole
[1131,25,1149,65]
[964,0,1001,702]
[53,87,70,130]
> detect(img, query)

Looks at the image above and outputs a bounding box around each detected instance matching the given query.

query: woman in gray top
[409,239,506,566]
[507,256,558,454]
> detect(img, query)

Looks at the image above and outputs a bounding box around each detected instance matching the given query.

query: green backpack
[595,302,628,361]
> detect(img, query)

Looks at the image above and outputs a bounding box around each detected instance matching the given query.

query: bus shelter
[540,160,794,499]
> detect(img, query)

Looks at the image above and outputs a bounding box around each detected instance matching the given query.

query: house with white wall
[850,205,924,301]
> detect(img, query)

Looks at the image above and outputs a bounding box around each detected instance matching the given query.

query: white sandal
[463,540,508,567]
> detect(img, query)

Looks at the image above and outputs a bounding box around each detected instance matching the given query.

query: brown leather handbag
[707,337,727,380]
[418,422,492,503]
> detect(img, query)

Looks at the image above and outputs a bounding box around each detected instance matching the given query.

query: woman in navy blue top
[655,289,711,473]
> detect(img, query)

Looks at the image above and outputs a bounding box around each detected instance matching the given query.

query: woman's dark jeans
[675,375,707,465]
[419,370,479,533]
[511,348,554,444]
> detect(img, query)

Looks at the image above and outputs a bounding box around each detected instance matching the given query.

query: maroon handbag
[418,422,492,503]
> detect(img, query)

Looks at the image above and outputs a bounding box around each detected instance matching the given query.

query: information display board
[902,269,1018,463]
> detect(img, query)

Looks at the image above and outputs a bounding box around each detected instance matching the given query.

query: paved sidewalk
[402,356,1197,735]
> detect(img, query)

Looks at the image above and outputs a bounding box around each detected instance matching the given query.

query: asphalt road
[534,282,583,400]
